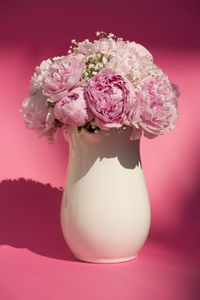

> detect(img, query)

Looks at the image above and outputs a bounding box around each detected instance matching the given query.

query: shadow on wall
[0,178,75,261]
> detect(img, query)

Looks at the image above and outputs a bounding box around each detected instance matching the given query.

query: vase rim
[64,125,138,143]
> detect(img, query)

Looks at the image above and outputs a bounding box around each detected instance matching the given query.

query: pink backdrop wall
[0,0,200,299]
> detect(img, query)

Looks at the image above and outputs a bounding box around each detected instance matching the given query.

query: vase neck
[65,126,141,170]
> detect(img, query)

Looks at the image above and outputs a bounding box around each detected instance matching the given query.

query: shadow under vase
[0,178,76,261]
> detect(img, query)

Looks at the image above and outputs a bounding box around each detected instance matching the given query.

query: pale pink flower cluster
[22,54,90,142]
[21,32,179,143]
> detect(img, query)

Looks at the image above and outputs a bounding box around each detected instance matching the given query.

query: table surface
[0,179,200,300]
[1,238,199,300]
[1,185,199,300]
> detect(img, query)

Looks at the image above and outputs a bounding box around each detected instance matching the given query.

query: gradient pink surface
[0,0,200,299]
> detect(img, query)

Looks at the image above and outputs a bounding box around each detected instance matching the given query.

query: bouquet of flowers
[21,31,180,143]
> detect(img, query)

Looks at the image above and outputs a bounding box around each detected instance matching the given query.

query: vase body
[61,127,151,263]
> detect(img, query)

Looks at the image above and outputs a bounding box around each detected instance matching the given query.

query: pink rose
[42,54,85,102]
[85,68,136,129]
[21,90,57,143]
[54,87,91,126]
[130,72,179,140]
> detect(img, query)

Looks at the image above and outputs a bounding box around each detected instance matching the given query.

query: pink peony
[29,57,64,95]
[171,82,181,98]
[42,54,85,102]
[130,72,178,140]
[74,38,126,56]
[54,87,91,126]
[21,90,57,143]
[107,41,153,79]
[94,38,126,54]
[74,41,96,56]
[85,68,136,130]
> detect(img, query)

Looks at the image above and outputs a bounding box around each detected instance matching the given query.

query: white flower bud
[124,120,131,126]
[102,57,108,64]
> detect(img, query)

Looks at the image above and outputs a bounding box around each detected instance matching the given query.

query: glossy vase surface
[61,127,151,263]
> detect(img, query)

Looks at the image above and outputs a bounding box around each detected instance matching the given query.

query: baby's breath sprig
[68,38,92,54]
[67,32,124,81]
[68,32,123,55]
[67,38,80,54]
[96,31,120,42]
[96,31,106,38]
[82,52,111,81]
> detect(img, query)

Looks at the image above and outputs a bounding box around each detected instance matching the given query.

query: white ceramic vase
[61,126,151,263]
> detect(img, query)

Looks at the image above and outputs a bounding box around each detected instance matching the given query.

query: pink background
[0,0,200,299]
